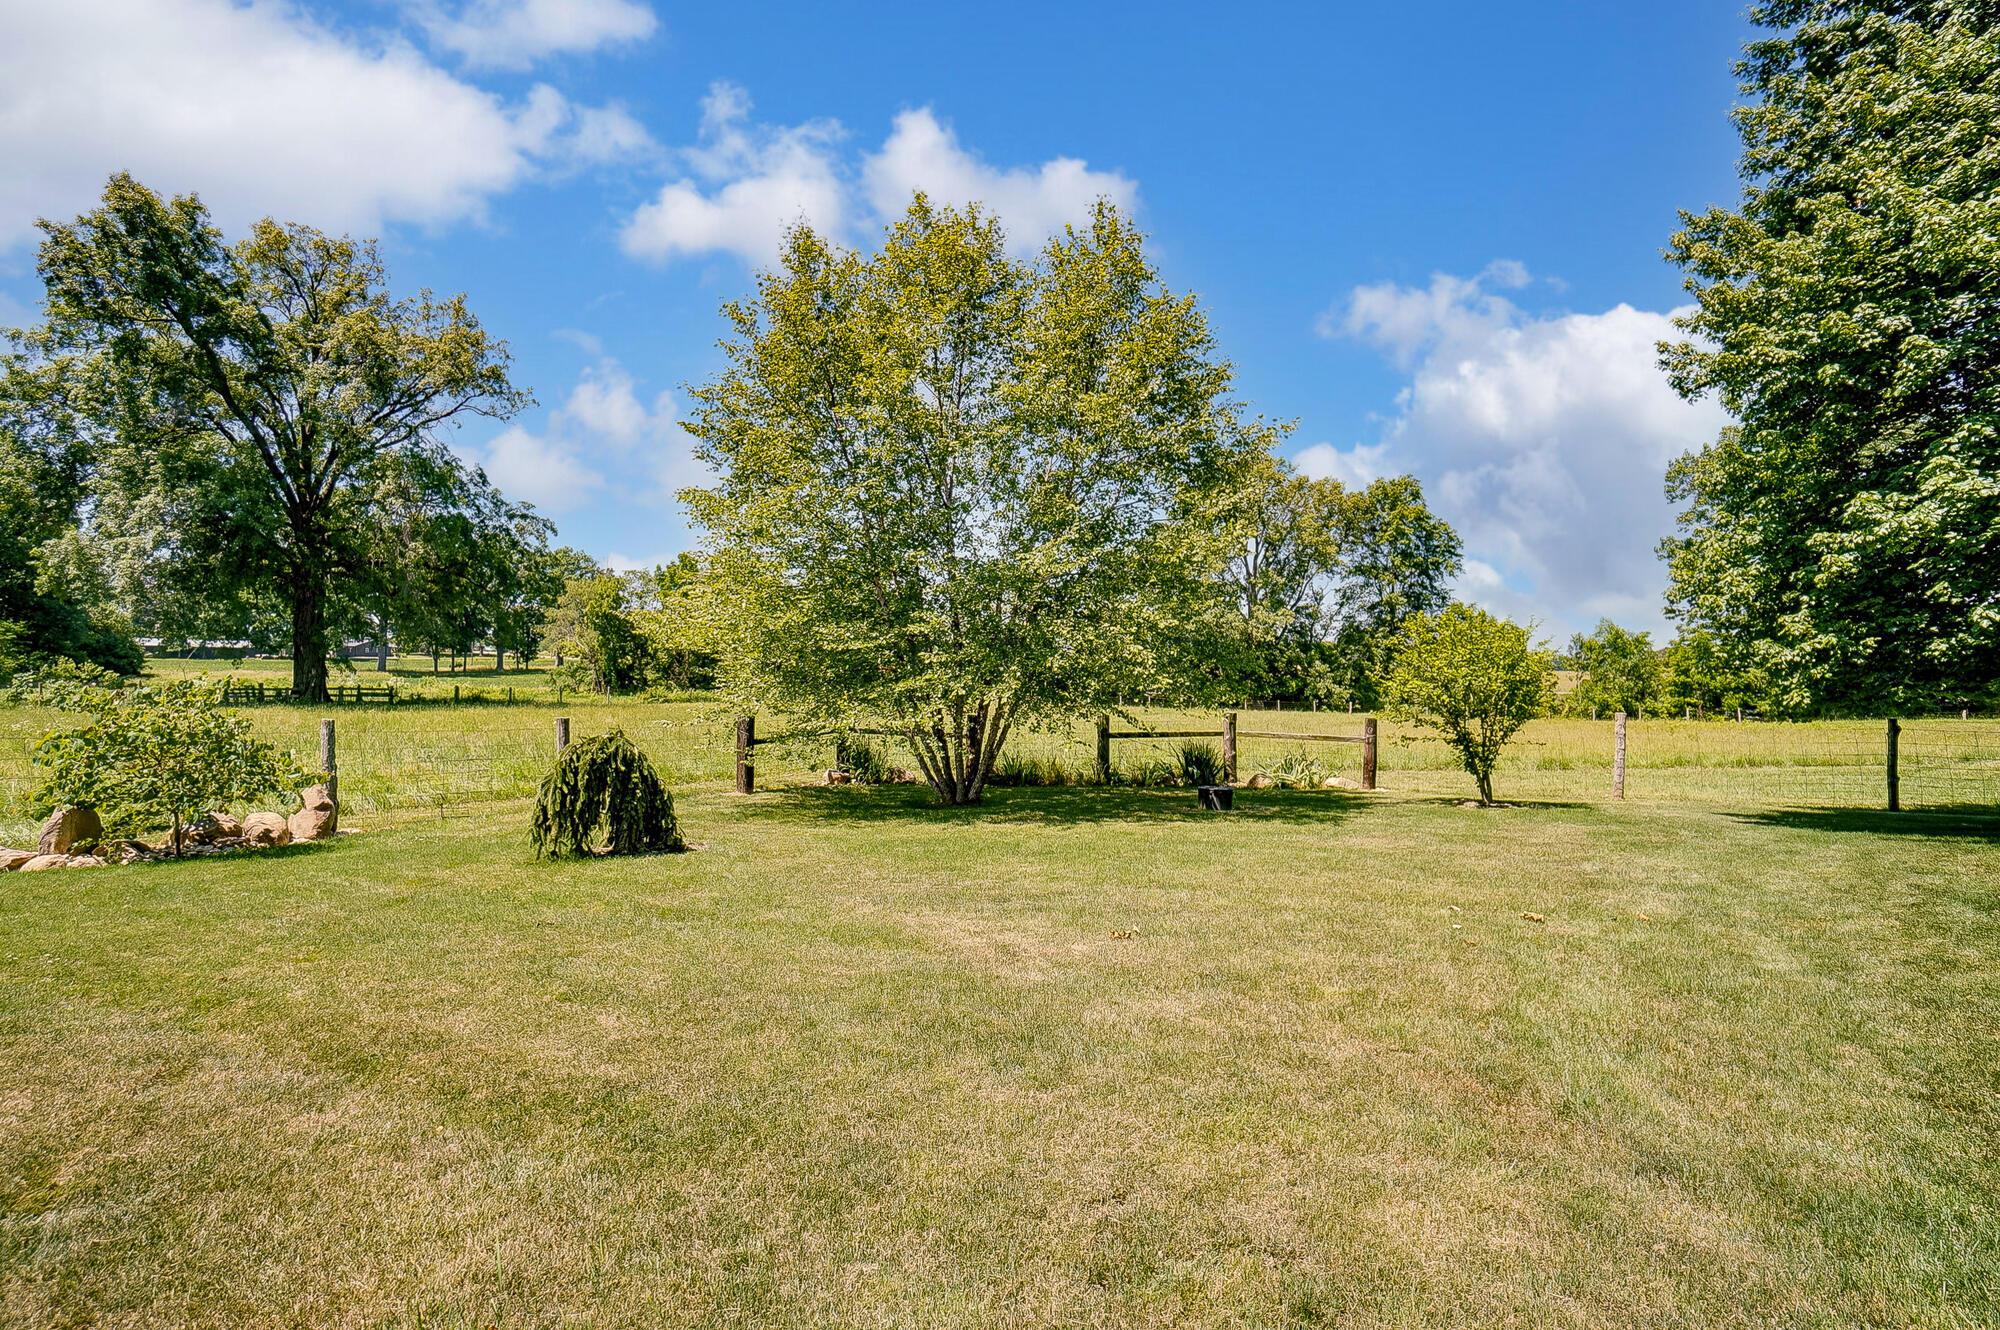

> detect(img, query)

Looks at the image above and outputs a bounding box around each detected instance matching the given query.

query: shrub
[841,735,893,784]
[530,729,686,858]
[1174,740,1223,786]
[1267,751,1327,789]
[988,752,1087,787]
[25,668,309,854]
[1122,754,1182,788]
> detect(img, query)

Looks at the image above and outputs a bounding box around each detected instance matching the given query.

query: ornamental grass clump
[529,729,686,858]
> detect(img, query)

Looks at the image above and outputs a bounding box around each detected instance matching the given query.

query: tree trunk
[907,697,1013,805]
[375,617,388,672]
[1477,772,1495,805]
[289,561,330,703]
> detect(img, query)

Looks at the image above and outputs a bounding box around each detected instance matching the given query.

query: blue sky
[0,0,1753,638]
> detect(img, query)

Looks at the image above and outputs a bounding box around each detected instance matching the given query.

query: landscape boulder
[240,812,292,847]
[0,848,36,871]
[287,785,337,842]
[187,812,243,846]
[19,854,70,871]
[823,770,853,786]
[1243,773,1275,790]
[38,805,103,856]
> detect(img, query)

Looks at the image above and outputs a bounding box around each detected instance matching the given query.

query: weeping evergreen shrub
[530,729,686,858]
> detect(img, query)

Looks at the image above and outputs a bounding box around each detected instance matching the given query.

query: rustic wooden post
[1095,715,1112,785]
[319,717,338,815]
[555,716,570,754]
[736,715,756,794]
[1886,717,1900,812]
[1613,711,1627,800]
[1222,711,1237,784]
[452,684,460,705]
[1361,717,1378,791]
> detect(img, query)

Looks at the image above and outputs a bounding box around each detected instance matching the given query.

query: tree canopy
[15,174,530,699]
[1661,0,2000,712]
[1216,458,1460,707]
[1566,620,1663,717]
[684,196,1262,803]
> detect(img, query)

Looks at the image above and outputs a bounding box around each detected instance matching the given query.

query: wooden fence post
[452,684,460,705]
[1613,711,1627,800]
[1095,715,1112,785]
[555,716,570,754]
[1222,711,1237,784]
[320,717,338,816]
[1361,717,1378,791]
[736,716,756,795]
[1886,717,1900,812]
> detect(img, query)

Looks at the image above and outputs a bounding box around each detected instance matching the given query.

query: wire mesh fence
[1,700,1995,842]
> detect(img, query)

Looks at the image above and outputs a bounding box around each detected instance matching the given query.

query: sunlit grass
[0,783,1994,1325]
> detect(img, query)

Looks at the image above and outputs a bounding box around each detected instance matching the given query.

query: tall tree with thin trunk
[684,197,1259,804]
[21,174,526,701]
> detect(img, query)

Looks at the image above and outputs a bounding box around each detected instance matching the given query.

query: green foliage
[1385,604,1555,804]
[683,195,1261,804]
[26,669,309,851]
[18,173,528,702]
[0,363,142,676]
[529,730,686,859]
[1661,2,2000,712]
[1214,458,1461,708]
[1265,751,1328,790]
[1566,620,1663,717]
[1659,628,1769,718]
[840,736,893,785]
[542,575,658,694]
[986,752,1090,787]
[1174,740,1223,787]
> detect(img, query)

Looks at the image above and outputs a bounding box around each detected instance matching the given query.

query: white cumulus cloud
[862,107,1136,254]
[620,83,847,266]
[0,0,652,250]
[1325,264,1729,636]
[469,355,703,523]
[621,84,1138,268]
[416,0,657,70]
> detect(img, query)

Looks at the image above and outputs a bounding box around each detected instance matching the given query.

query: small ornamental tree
[27,671,310,853]
[1385,604,1554,806]
[530,729,685,858]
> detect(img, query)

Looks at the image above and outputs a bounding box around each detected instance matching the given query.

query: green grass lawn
[2,778,1996,1327]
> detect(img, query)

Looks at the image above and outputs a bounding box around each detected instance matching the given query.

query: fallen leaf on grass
[1520,912,1545,924]
[1109,928,1139,940]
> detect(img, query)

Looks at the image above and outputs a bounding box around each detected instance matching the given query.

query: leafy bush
[1174,740,1223,786]
[530,729,686,858]
[841,735,893,784]
[25,668,309,853]
[988,752,1088,787]
[1122,754,1182,788]
[1267,751,1327,789]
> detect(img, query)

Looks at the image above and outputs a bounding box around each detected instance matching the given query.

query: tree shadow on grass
[1724,806,2000,842]
[733,782,1371,828]
[1402,795,1598,812]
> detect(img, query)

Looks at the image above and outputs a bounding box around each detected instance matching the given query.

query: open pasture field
[2,683,1997,1326]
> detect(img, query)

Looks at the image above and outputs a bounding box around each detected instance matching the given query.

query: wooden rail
[731,712,1380,796]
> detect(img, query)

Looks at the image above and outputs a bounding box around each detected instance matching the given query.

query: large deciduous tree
[1565,619,1663,717]
[1661,0,2000,712]
[684,197,1259,804]
[1216,458,1461,706]
[23,174,527,700]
